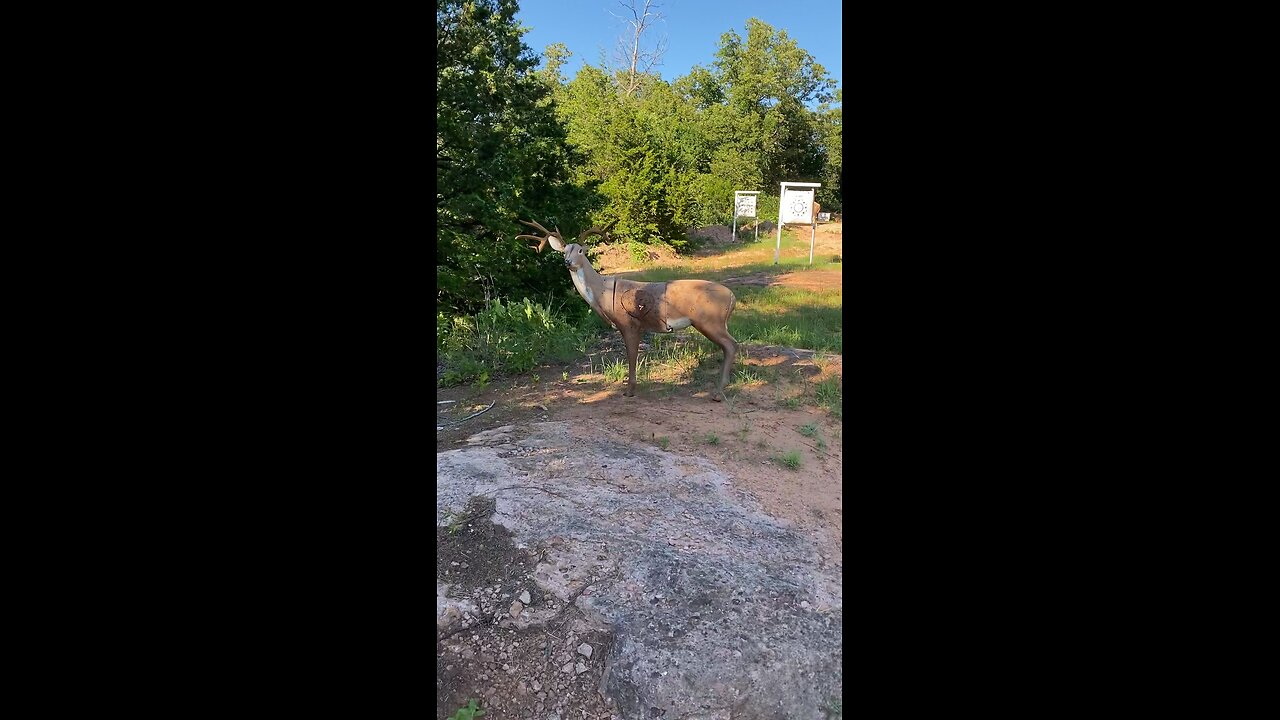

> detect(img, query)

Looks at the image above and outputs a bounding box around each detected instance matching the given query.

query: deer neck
[569,261,607,314]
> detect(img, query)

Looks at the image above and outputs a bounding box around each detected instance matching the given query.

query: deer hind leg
[621,327,641,398]
[694,322,738,402]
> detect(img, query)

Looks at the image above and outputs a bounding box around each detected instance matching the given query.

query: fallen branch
[437,401,496,426]
[797,439,833,457]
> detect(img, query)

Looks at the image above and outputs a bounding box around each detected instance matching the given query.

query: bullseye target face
[781,188,815,223]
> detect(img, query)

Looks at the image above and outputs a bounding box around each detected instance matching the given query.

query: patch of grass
[815,377,842,418]
[703,433,720,445]
[603,358,628,382]
[731,286,842,353]
[798,423,819,438]
[731,367,765,387]
[774,450,803,470]
[656,436,670,450]
[562,370,569,381]
[823,698,841,718]
[438,298,602,387]
[448,699,486,720]
[781,395,802,409]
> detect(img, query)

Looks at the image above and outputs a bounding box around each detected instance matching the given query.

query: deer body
[518,220,739,401]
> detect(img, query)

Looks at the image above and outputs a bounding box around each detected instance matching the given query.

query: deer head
[518,219,617,269]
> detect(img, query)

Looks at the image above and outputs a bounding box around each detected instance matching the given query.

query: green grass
[731,286,841,353]
[731,366,765,387]
[603,358,628,382]
[775,450,803,470]
[438,297,600,387]
[815,377,842,418]
[703,433,720,445]
[799,423,819,438]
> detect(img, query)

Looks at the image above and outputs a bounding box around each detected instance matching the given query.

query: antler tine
[516,234,550,253]
[516,219,569,253]
[519,219,557,237]
[577,219,620,243]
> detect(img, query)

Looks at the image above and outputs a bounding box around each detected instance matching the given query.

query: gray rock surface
[437,421,841,719]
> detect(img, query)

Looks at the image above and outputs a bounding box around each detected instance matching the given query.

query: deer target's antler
[516,219,567,253]
[576,219,619,245]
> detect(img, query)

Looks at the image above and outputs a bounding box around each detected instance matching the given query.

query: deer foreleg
[621,327,641,398]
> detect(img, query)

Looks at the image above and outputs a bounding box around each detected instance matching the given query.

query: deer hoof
[710,392,724,402]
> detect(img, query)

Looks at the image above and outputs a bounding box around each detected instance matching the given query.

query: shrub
[438,297,598,387]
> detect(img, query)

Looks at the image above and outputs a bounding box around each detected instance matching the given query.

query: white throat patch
[570,266,594,307]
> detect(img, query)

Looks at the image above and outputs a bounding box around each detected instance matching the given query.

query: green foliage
[447,699,486,720]
[704,433,720,445]
[436,0,602,315]
[437,8,840,311]
[438,298,599,387]
[799,423,819,438]
[627,241,651,264]
[547,16,838,250]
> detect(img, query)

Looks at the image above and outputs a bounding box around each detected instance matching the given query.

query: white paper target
[735,195,757,217]
[781,189,814,224]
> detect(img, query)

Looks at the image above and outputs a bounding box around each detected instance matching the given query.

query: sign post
[776,182,821,264]
[732,191,759,243]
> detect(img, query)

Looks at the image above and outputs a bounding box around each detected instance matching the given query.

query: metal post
[809,220,815,265]
[732,214,737,243]
[775,183,784,264]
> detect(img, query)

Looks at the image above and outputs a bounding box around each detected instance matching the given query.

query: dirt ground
[437,496,618,718]
[437,223,842,719]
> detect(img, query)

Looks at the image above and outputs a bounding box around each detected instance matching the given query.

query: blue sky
[514,0,842,105]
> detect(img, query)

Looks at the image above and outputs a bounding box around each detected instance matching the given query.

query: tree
[709,19,836,188]
[436,0,600,315]
[814,89,842,211]
[537,42,572,88]
[609,0,668,97]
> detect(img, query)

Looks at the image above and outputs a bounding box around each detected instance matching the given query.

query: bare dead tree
[608,0,668,97]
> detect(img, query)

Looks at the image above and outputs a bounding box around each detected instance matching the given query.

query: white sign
[817,212,831,222]
[735,195,757,217]
[781,189,815,224]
